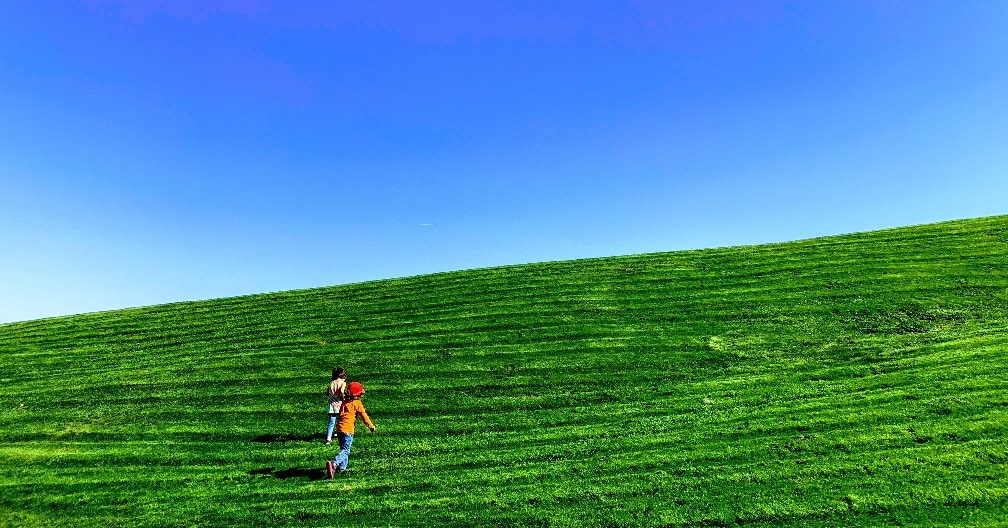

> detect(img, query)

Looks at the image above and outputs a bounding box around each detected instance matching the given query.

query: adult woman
[324,368,347,445]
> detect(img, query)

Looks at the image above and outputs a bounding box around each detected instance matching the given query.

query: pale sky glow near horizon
[2,1,1007,324]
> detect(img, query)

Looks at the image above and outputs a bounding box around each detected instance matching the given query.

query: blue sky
[2,1,1006,323]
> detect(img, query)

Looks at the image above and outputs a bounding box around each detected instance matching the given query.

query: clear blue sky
[2,1,1006,323]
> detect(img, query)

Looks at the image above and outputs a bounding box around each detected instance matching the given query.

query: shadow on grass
[249,466,326,481]
[252,432,326,443]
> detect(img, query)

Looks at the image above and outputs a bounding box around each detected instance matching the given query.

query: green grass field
[2,216,1007,527]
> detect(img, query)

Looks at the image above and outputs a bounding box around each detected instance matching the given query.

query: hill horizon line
[5,213,1003,326]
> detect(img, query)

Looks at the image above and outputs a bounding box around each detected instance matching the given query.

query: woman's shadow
[252,432,326,443]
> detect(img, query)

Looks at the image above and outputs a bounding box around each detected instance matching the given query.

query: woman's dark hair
[332,367,346,381]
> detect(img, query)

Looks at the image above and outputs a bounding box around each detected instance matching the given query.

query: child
[327,381,375,478]
[324,368,347,445]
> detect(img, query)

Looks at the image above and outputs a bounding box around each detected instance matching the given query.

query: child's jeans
[333,433,354,470]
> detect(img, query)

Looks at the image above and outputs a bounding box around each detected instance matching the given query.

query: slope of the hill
[1,216,1007,527]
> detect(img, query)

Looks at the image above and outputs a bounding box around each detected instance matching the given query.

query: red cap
[348,381,365,396]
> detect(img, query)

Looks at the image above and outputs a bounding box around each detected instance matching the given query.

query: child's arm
[359,404,376,432]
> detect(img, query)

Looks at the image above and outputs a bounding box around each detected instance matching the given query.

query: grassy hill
[1,215,1007,527]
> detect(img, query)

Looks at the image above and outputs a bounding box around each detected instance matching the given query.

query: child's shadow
[252,432,326,443]
[249,467,325,481]
[248,433,328,481]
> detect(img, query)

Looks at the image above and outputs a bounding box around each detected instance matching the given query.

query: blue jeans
[333,433,354,470]
[326,415,338,440]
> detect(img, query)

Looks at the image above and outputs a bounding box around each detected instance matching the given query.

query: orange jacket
[337,398,374,435]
